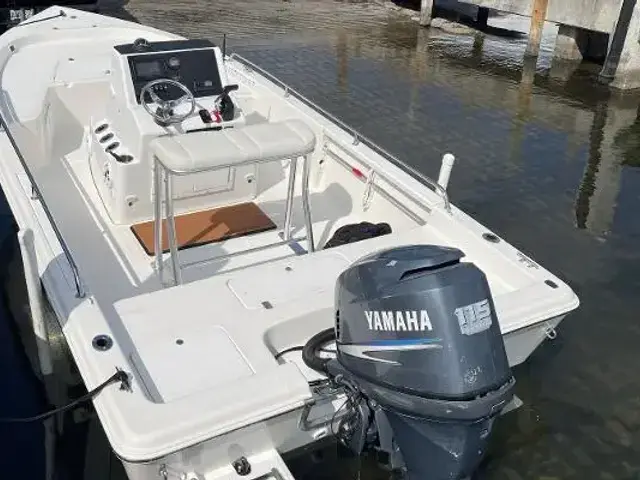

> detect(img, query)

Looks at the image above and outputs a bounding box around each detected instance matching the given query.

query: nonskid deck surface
[56,136,428,303]
[130,202,277,256]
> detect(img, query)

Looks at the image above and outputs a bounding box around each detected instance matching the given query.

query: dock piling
[420,0,434,26]
[525,0,550,57]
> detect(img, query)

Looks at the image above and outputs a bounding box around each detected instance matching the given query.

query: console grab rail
[0,114,85,298]
[227,53,452,214]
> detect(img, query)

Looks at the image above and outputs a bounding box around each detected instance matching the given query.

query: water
[1,1,640,479]
[0,197,47,479]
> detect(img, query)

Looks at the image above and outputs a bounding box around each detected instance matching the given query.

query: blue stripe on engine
[363,338,442,346]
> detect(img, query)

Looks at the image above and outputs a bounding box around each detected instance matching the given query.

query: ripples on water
[3,1,640,479]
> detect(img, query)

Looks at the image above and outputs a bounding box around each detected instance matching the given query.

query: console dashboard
[114,39,225,104]
[92,39,249,227]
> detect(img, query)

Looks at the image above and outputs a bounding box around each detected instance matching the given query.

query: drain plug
[92,334,113,351]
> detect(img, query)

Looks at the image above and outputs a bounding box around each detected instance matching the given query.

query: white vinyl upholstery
[150,119,317,173]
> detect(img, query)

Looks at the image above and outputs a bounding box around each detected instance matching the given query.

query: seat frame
[152,132,316,286]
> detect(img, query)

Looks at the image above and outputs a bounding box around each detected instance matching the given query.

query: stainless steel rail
[228,53,452,214]
[153,151,315,287]
[0,114,85,298]
[323,147,427,224]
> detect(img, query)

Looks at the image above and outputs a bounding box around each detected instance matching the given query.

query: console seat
[148,119,318,286]
[150,119,317,173]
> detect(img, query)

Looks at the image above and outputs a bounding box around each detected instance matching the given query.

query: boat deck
[26,129,487,304]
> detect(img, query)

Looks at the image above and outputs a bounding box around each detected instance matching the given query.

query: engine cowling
[323,245,516,480]
[334,244,512,401]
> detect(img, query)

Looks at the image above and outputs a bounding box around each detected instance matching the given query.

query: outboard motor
[303,245,515,480]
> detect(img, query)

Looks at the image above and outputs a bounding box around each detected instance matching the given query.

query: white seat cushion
[150,119,317,173]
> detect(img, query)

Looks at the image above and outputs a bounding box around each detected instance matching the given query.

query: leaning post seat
[150,119,317,286]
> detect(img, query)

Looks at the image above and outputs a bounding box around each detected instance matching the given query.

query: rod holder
[438,153,455,190]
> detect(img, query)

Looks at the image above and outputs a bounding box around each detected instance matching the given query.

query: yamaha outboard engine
[303,245,515,480]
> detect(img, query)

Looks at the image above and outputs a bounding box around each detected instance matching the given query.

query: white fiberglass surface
[134,325,254,403]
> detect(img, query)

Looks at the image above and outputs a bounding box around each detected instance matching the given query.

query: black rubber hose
[302,327,336,374]
[0,369,129,423]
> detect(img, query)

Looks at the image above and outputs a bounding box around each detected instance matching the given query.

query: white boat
[0,6,579,480]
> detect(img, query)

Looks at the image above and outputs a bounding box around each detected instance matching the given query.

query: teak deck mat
[131,202,277,256]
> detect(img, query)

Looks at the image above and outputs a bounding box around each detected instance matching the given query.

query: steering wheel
[140,79,196,126]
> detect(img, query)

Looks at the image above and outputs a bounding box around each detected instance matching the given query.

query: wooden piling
[525,0,550,57]
[420,0,434,26]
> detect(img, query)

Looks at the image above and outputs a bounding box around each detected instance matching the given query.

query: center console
[89,38,252,227]
[112,38,243,129]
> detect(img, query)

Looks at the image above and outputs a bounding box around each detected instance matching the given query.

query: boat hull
[119,408,318,480]
[2,237,564,478]
[504,315,563,367]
